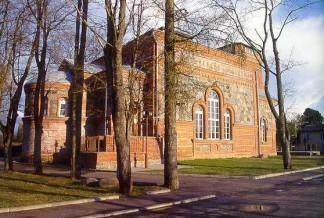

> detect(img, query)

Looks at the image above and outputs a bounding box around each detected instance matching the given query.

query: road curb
[81,194,216,218]
[303,173,324,181]
[0,195,119,214]
[253,166,324,180]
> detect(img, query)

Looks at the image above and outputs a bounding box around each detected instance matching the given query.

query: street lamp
[143,111,152,168]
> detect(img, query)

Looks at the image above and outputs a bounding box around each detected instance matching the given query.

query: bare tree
[164,0,179,190]
[0,1,37,171]
[28,0,71,174]
[70,0,88,180]
[104,0,132,195]
[213,0,316,169]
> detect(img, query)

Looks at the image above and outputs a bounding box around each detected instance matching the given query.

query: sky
[273,1,324,116]
[226,0,324,116]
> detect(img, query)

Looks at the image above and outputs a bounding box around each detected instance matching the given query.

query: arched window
[224,109,231,140]
[195,106,204,139]
[261,118,267,142]
[58,98,68,117]
[208,90,220,139]
[44,97,49,116]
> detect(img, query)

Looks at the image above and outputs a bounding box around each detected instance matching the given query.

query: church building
[22,29,277,169]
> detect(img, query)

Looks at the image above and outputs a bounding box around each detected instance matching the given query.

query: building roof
[300,124,324,132]
[26,60,145,86]
[26,65,73,85]
[61,58,144,74]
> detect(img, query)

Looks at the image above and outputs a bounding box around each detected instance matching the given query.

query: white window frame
[195,106,204,139]
[261,118,267,142]
[224,110,231,140]
[208,91,220,139]
[58,98,67,117]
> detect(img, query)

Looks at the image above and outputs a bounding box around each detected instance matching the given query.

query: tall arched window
[44,97,49,116]
[208,90,220,139]
[224,109,231,140]
[261,118,267,142]
[195,106,204,139]
[58,98,68,117]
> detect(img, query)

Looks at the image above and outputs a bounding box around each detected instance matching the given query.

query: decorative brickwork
[22,29,277,169]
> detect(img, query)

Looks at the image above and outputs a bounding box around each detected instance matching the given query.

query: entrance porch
[80,135,163,170]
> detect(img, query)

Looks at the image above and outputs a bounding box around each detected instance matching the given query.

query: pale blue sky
[274,0,324,115]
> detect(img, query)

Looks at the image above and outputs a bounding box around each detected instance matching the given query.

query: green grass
[0,172,116,208]
[178,156,324,176]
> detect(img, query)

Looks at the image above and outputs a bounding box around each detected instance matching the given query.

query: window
[224,109,231,140]
[44,97,48,116]
[58,98,67,117]
[195,106,204,139]
[208,91,220,139]
[261,118,267,142]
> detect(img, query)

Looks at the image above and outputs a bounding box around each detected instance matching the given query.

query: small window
[58,98,68,117]
[261,118,267,142]
[224,110,231,140]
[195,106,204,139]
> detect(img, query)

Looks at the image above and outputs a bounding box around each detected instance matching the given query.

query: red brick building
[22,29,277,169]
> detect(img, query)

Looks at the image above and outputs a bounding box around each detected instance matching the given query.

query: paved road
[127,170,324,218]
[1,163,324,218]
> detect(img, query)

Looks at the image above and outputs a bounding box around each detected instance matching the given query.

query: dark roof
[26,65,73,85]
[59,59,105,74]
[300,124,324,132]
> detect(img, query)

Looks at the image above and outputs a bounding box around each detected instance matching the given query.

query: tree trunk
[268,9,292,169]
[113,58,132,194]
[105,43,132,194]
[71,0,88,181]
[33,0,49,175]
[33,67,46,175]
[33,119,43,174]
[113,37,132,194]
[104,0,132,195]
[164,0,179,191]
[3,131,13,171]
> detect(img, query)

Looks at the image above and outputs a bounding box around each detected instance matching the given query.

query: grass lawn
[178,156,324,176]
[0,172,116,208]
[0,171,164,208]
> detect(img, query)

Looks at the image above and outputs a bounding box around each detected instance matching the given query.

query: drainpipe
[104,81,108,135]
[255,71,261,156]
[152,30,159,137]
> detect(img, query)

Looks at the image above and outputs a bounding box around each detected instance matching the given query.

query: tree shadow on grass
[0,183,90,200]
[0,174,106,194]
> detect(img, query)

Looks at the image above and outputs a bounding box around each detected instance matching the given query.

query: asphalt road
[1,164,324,218]
[126,170,324,218]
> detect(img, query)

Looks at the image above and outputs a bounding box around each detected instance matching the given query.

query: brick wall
[81,135,162,169]
[22,82,71,157]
